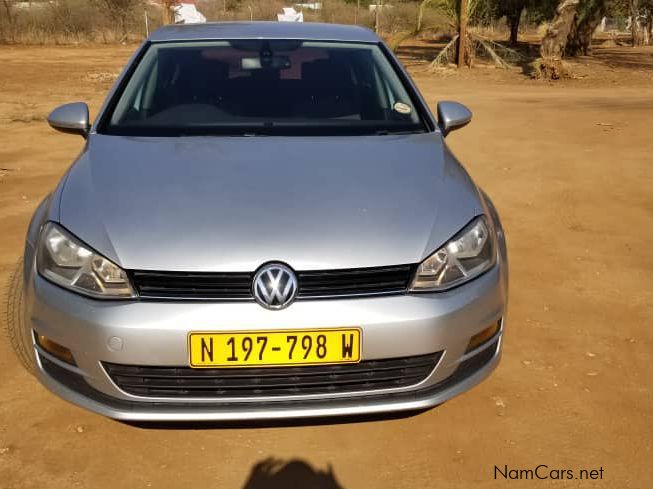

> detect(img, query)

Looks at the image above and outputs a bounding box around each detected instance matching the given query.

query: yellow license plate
[188,328,361,368]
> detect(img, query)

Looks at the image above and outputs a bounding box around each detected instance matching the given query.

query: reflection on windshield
[102,40,426,136]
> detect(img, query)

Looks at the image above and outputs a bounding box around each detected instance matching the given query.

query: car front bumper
[24,255,507,422]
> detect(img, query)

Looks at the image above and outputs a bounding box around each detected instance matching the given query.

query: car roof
[149,21,380,43]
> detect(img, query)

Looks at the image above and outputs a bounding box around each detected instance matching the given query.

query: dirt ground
[0,44,652,489]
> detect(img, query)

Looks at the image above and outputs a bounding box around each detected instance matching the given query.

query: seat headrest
[301,59,351,86]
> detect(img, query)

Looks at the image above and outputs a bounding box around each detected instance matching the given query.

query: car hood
[58,133,482,272]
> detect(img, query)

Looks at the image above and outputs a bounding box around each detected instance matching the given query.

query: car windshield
[101,40,427,136]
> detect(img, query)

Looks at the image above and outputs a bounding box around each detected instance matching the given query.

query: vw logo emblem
[253,263,298,310]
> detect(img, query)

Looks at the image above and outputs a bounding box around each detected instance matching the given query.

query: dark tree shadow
[242,458,344,489]
[591,46,653,71]
[394,38,451,64]
[394,37,542,77]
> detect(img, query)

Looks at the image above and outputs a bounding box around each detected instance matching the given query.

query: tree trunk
[507,6,523,46]
[541,0,580,58]
[566,0,605,56]
[538,0,580,78]
[161,0,177,25]
[579,7,605,54]
[457,0,468,68]
[566,10,581,55]
[2,0,14,26]
[641,8,652,45]
[374,0,383,34]
[416,0,428,34]
[1,0,13,21]
[119,15,127,42]
[630,0,645,46]
[0,2,6,40]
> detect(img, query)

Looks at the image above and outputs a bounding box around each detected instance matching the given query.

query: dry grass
[83,71,120,83]
[0,0,156,44]
[0,0,545,54]
[1,108,47,124]
[0,0,456,45]
[7,113,46,124]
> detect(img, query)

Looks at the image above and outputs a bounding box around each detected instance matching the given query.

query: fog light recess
[34,332,76,366]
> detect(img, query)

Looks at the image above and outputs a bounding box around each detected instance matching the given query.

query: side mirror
[47,102,90,138]
[436,101,472,137]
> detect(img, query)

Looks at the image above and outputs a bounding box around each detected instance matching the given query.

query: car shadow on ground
[122,406,436,430]
[241,458,344,489]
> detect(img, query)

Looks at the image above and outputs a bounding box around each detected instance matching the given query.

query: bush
[0,0,155,43]
[0,0,452,45]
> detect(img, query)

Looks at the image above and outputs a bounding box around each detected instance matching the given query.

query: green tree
[629,0,653,44]
[492,0,527,45]
[488,0,558,45]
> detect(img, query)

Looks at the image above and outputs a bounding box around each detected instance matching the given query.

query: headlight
[409,216,496,292]
[37,223,135,299]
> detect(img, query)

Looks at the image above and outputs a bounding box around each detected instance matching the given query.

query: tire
[5,258,35,374]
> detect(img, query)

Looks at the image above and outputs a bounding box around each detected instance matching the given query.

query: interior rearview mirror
[241,55,291,70]
[437,101,472,137]
[47,102,90,138]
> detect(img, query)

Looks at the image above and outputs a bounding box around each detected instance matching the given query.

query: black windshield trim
[102,124,427,138]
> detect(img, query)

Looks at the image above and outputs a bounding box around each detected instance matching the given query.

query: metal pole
[144,8,149,37]
[375,0,383,33]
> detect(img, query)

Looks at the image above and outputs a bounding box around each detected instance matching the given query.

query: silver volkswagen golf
[7,22,508,421]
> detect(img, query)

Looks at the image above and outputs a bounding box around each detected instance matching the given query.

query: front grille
[103,353,441,398]
[130,271,252,300]
[296,266,413,298]
[129,265,414,300]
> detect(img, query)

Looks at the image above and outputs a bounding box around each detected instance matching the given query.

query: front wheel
[4,259,35,374]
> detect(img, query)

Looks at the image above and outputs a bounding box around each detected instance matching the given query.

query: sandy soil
[0,44,652,489]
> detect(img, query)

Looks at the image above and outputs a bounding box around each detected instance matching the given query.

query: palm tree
[424,0,522,70]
